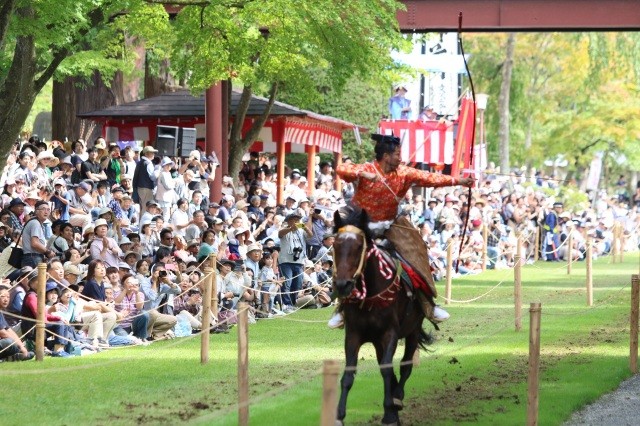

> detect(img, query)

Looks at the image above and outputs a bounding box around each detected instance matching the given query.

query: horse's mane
[334,205,372,241]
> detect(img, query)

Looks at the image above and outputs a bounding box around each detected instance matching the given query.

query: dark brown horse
[333,206,432,426]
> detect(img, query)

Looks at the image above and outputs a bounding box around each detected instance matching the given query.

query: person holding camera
[277,212,312,311]
[102,145,125,187]
[306,206,332,260]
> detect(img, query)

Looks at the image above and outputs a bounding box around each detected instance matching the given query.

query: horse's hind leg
[393,332,419,409]
[375,331,400,425]
[337,335,362,425]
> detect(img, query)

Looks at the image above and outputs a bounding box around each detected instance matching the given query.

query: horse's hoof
[335,421,344,426]
[393,397,404,409]
[381,421,399,426]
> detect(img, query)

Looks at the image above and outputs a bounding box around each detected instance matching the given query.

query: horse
[333,205,433,426]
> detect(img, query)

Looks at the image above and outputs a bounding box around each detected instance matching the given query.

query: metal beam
[398,0,640,32]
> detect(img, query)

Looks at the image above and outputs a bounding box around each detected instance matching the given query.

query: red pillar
[221,80,229,177]
[306,145,316,197]
[334,151,343,193]
[206,84,223,203]
[276,139,285,205]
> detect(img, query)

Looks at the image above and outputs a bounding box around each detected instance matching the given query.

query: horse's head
[332,206,371,298]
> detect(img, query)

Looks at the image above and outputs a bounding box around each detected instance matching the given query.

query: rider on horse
[329,133,474,328]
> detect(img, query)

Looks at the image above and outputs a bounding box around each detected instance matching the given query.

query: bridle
[336,225,397,305]
[336,225,368,281]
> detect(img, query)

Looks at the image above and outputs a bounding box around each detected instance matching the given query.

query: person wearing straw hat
[330,133,475,328]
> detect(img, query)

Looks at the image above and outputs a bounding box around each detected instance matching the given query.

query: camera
[159,270,168,278]
[314,208,321,215]
[292,247,303,261]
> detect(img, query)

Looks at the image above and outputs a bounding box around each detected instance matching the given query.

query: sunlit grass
[0,254,638,425]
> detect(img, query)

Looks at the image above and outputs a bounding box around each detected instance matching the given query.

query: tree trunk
[52,38,144,144]
[0,12,40,171]
[144,55,181,99]
[498,33,516,173]
[524,114,534,170]
[51,71,125,144]
[227,83,279,182]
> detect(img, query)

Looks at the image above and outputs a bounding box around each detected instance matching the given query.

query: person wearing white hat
[132,145,159,222]
[89,218,123,268]
[154,156,177,221]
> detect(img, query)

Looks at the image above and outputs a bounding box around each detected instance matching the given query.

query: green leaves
[169,0,405,94]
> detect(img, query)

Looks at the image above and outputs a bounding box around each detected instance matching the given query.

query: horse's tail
[418,327,435,351]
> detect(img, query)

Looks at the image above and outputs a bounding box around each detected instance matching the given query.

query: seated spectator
[21,276,75,357]
[0,285,34,361]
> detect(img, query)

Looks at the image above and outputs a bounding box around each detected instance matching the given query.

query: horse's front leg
[378,330,400,425]
[393,331,419,409]
[337,333,362,425]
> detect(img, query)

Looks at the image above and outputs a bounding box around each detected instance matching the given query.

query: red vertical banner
[451,97,476,178]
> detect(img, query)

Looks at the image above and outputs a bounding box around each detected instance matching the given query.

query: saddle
[384,215,438,297]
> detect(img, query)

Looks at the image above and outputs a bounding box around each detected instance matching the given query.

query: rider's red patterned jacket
[337,161,459,222]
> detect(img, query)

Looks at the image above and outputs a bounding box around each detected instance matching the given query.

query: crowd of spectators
[0,135,638,361]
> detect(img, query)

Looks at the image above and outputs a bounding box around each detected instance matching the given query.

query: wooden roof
[77,89,305,119]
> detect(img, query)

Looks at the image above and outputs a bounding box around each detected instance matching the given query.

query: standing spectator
[543,201,563,261]
[132,146,158,222]
[21,201,56,268]
[155,157,177,221]
[278,212,312,310]
[388,85,411,119]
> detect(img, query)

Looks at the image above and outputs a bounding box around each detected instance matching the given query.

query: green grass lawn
[1,254,639,425]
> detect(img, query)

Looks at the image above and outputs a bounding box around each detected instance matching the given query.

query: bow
[455,12,477,273]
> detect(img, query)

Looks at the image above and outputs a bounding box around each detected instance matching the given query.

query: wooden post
[320,359,341,426]
[276,139,285,205]
[630,275,639,373]
[527,302,542,426]
[210,255,219,318]
[586,237,593,307]
[619,229,625,263]
[534,226,540,262]
[514,234,522,332]
[481,224,488,272]
[334,152,343,194]
[35,262,47,362]
[201,258,214,364]
[237,302,249,426]
[412,349,421,367]
[445,239,453,305]
[566,229,573,275]
[611,223,618,264]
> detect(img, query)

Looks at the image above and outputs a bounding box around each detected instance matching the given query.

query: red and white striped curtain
[378,120,455,165]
